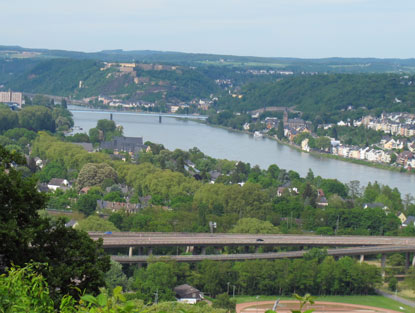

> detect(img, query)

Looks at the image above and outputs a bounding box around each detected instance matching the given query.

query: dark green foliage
[191,258,380,297]
[317,126,383,147]
[18,105,56,132]
[0,145,110,304]
[65,133,90,143]
[0,108,19,132]
[37,161,67,183]
[212,293,236,312]
[76,193,100,216]
[216,74,415,123]
[103,191,125,202]
[7,59,102,96]
[129,262,177,303]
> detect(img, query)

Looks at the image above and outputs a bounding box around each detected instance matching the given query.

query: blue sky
[1,0,414,58]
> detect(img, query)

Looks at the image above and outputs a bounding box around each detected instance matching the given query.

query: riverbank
[203,121,411,175]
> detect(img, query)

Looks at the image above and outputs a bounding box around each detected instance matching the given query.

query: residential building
[174,284,203,304]
[100,136,147,155]
[47,178,70,191]
[402,216,415,227]
[96,200,140,214]
[0,90,23,107]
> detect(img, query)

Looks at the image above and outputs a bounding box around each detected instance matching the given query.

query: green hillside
[217,73,415,122]
[5,58,220,101]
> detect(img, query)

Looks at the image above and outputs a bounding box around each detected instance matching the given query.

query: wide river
[69,106,415,196]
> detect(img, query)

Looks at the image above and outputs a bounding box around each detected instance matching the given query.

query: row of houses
[332,145,394,163]
[331,143,415,168]
[359,113,415,138]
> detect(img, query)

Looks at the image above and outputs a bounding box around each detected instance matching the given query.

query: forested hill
[2,45,415,73]
[5,58,219,101]
[217,74,415,122]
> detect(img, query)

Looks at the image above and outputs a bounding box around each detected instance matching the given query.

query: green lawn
[235,295,414,312]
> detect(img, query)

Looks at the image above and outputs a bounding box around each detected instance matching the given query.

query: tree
[277,121,284,139]
[347,180,362,200]
[76,163,118,189]
[104,261,128,292]
[88,127,101,144]
[230,218,279,234]
[129,262,177,303]
[76,193,99,216]
[97,119,116,133]
[0,108,19,132]
[76,216,119,232]
[61,98,67,108]
[0,263,56,313]
[18,106,56,132]
[0,145,110,303]
[212,293,236,313]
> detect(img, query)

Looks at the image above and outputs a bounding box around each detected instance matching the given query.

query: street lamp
[209,221,217,234]
[256,296,260,313]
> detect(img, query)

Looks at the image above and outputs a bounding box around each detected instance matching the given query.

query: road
[89,232,415,248]
[110,245,415,263]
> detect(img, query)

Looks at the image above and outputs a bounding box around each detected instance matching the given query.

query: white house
[47,178,70,191]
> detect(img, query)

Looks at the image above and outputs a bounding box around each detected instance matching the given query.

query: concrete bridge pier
[412,255,415,267]
[201,246,207,255]
[381,254,386,278]
[359,254,365,263]
[129,246,133,257]
[185,246,194,254]
[148,247,153,255]
[405,252,410,269]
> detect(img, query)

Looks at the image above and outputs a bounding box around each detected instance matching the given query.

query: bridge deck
[89,232,415,248]
[111,245,415,263]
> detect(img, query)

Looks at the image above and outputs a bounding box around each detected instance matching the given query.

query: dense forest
[4,59,220,102]
[216,74,415,123]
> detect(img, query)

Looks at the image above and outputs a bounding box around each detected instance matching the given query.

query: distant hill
[4,58,219,101]
[217,73,415,122]
[1,45,415,73]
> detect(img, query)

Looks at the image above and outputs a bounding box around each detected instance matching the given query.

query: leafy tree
[0,108,19,132]
[104,261,128,292]
[0,263,56,313]
[103,190,125,202]
[129,262,177,303]
[76,216,119,232]
[37,161,67,182]
[18,106,56,132]
[76,193,100,216]
[212,293,236,313]
[76,163,118,189]
[0,145,110,304]
[230,218,279,234]
[277,121,284,139]
[89,127,101,144]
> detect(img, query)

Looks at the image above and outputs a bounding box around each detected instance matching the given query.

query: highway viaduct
[89,232,415,270]
[111,245,415,265]
[89,232,415,248]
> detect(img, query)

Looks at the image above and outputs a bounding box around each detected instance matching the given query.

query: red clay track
[236,301,402,313]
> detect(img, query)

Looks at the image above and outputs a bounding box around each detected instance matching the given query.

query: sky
[1,0,415,58]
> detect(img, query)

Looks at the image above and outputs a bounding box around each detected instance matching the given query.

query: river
[69,106,415,196]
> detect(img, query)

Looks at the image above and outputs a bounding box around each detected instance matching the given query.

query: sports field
[235,296,413,312]
[237,301,406,313]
